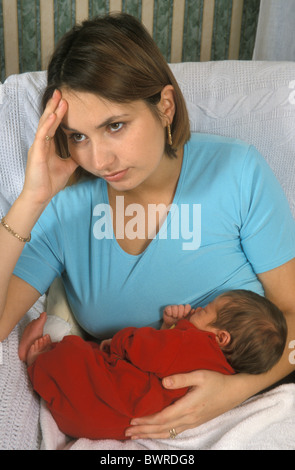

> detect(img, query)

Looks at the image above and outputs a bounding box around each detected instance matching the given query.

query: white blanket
[40,383,295,450]
[0,297,45,450]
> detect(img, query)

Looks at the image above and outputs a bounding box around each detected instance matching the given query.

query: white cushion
[0,71,47,217]
[171,61,295,218]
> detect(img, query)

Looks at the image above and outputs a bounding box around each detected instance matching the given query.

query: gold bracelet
[1,217,31,243]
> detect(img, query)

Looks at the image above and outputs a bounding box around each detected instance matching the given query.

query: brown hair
[42,12,191,183]
[211,290,287,374]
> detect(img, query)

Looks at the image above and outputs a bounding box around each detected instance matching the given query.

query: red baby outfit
[28,319,234,440]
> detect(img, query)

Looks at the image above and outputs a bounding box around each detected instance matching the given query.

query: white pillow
[170,61,295,218]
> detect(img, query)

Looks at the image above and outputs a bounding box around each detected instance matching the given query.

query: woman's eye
[70,133,87,143]
[108,122,124,133]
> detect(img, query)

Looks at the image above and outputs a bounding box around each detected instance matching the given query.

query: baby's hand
[162,304,191,329]
[100,338,112,354]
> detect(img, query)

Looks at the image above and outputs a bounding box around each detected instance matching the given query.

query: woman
[1,13,295,441]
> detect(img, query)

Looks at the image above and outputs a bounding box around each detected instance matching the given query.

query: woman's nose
[92,143,116,171]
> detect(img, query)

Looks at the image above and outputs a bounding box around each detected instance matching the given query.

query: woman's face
[59,89,173,192]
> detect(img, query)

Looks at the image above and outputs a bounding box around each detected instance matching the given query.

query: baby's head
[190,290,287,374]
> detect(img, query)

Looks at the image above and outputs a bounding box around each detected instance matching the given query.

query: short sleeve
[13,202,64,295]
[240,146,295,274]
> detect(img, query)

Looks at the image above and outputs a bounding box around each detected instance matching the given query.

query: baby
[19,289,287,440]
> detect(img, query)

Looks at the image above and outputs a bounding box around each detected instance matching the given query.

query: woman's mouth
[102,169,129,182]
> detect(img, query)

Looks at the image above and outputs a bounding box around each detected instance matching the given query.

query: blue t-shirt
[14,134,295,338]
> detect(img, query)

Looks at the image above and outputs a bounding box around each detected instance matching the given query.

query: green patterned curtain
[0,1,4,79]
[0,0,261,82]
[17,0,41,74]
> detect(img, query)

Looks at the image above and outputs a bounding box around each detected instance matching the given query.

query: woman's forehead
[59,90,151,130]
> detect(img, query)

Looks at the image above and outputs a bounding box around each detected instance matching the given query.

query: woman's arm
[0,90,77,341]
[255,258,295,384]
[125,258,295,440]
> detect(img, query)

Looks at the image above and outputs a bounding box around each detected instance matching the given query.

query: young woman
[1,13,295,441]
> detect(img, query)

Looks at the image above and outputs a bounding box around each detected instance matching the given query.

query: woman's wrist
[0,193,47,321]
[1,217,31,243]
[18,188,50,214]
[231,364,291,404]
[3,192,47,241]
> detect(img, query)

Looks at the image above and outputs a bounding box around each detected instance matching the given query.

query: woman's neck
[106,147,184,256]
[110,147,184,205]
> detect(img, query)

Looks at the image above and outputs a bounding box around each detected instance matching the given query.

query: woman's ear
[215,330,231,347]
[159,85,175,125]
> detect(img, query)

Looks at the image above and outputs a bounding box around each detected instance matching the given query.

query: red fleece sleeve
[109,326,183,377]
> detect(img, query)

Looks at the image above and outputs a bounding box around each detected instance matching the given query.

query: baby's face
[189,296,223,333]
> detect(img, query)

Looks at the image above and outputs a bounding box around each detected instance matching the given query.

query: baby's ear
[215,330,231,347]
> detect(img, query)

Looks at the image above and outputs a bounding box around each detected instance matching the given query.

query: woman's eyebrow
[60,114,130,133]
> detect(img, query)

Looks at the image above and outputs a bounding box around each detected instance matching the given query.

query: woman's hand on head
[125,370,243,440]
[22,89,78,206]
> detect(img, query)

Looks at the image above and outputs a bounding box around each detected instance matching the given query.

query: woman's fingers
[125,371,221,440]
[126,423,189,440]
[162,371,203,389]
[47,99,68,138]
[126,383,196,440]
[36,90,67,143]
[126,398,196,440]
[37,89,61,125]
[38,103,67,143]
[125,371,240,441]
[23,89,76,204]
